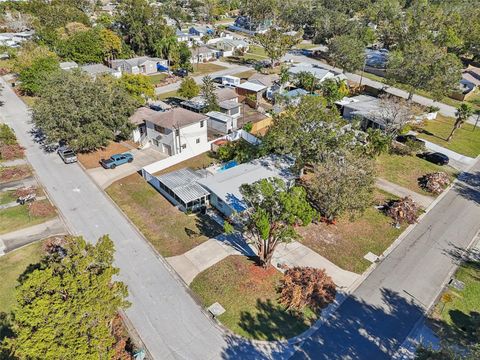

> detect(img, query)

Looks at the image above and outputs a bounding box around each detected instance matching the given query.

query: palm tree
[155,35,178,74]
[447,103,473,142]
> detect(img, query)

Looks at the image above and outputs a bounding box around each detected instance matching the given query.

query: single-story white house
[143,107,208,156]
[206,111,238,134]
[288,63,346,83]
[191,46,220,63]
[197,155,296,217]
[210,38,249,57]
[80,64,121,79]
[109,56,168,75]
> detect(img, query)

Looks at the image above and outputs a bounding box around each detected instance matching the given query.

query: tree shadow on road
[220,288,425,359]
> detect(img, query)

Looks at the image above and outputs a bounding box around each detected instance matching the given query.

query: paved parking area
[86,147,167,188]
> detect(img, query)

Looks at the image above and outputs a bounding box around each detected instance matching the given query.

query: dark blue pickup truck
[100,153,134,169]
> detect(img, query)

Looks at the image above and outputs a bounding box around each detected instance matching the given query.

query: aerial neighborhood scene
[1,0,480,359]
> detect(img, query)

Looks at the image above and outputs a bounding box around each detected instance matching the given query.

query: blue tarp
[157,64,169,72]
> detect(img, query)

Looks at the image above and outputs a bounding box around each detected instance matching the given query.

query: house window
[196,138,200,144]
[175,129,180,136]
[182,144,187,149]
[152,138,159,146]
[200,120,204,128]
[154,125,166,134]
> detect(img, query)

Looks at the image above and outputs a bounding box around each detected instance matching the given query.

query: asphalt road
[0,79,287,360]
[2,76,479,360]
[292,159,480,359]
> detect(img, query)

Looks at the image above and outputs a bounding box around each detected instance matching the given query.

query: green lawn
[298,189,405,273]
[0,200,57,235]
[376,153,457,195]
[191,63,227,76]
[417,115,480,158]
[0,240,44,313]
[432,260,480,346]
[232,70,257,79]
[247,45,267,57]
[190,255,317,340]
[294,43,318,50]
[158,90,181,100]
[148,73,168,85]
[106,170,222,257]
[0,191,16,205]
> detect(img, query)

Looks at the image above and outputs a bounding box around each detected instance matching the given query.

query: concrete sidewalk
[0,177,36,191]
[0,217,66,255]
[166,233,255,285]
[376,178,434,209]
[271,241,360,290]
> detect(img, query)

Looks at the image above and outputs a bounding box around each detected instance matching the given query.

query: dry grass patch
[77,142,131,169]
[190,255,317,340]
[0,165,32,184]
[0,200,57,235]
[297,190,406,274]
[106,173,222,257]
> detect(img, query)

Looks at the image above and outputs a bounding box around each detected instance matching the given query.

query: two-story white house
[143,108,208,156]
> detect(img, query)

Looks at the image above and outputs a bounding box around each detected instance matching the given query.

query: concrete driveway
[86,147,167,189]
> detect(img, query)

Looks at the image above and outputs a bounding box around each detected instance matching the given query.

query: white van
[221,75,240,88]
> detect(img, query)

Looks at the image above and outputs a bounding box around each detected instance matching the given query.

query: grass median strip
[0,240,44,313]
[0,200,57,235]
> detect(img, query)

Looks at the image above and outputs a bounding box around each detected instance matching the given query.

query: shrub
[0,124,17,145]
[278,267,337,311]
[418,172,450,194]
[385,196,420,226]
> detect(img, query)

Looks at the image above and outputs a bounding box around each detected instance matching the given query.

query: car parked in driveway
[419,152,449,166]
[57,146,77,164]
[173,68,188,78]
[100,153,134,169]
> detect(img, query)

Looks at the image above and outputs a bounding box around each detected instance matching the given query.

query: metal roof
[207,111,234,123]
[236,81,267,92]
[157,168,210,204]
[197,155,295,212]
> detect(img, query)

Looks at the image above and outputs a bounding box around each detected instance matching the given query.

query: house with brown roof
[142,108,208,156]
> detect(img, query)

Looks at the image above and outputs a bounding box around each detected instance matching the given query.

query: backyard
[0,200,57,235]
[106,171,222,257]
[297,190,406,274]
[148,73,169,85]
[0,240,44,313]
[153,152,217,175]
[431,258,480,347]
[416,115,480,158]
[190,255,317,340]
[376,153,457,195]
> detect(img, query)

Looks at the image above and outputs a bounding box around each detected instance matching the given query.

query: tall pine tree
[3,235,129,360]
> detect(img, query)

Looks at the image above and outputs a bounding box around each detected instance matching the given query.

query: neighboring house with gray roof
[181,88,241,117]
[109,56,168,75]
[191,46,220,63]
[80,63,121,79]
[206,111,237,135]
[142,107,208,156]
[288,63,346,83]
[210,38,249,57]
